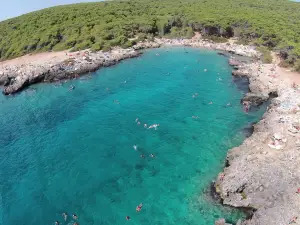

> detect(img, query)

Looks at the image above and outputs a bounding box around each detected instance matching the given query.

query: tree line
[1,0,300,69]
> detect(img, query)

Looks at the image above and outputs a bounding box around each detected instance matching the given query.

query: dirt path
[272,52,300,85]
[0,51,71,67]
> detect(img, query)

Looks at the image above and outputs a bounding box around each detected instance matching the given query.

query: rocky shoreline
[0,48,144,95]
[0,37,258,95]
[1,37,299,225]
[215,57,300,224]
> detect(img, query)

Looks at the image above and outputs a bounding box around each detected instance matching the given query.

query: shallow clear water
[0,47,266,225]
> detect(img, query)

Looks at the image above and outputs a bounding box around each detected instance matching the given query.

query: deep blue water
[0,47,266,225]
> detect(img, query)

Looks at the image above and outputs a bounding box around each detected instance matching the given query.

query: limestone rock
[242,93,269,105]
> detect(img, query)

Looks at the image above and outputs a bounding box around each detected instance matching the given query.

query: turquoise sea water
[0,47,266,225]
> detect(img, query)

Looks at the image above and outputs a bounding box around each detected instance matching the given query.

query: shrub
[294,59,300,72]
[257,46,273,63]
[241,192,247,200]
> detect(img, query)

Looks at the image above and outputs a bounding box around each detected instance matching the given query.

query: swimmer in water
[243,101,250,113]
[137,122,141,125]
[135,118,139,123]
[136,203,143,212]
[126,216,131,221]
[244,105,249,113]
[144,124,147,128]
[62,212,67,221]
[192,95,195,98]
[149,124,160,130]
[133,145,138,151]
[209,102,213,105]
[150,154,155,158]
[55,221,60,225]
[140,154,145,158]
[69,85,75,91]
[72,214,78,220]
[226,103,231,106]
[124,81,127,84]
[204,69,207,72]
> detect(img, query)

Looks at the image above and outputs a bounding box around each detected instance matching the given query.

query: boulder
[229,58,242,66]
[232,69,249,76]
[242,93,269,105]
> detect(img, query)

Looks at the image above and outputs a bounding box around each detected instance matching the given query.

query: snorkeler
[62,212,67,221]
[136,203,143,212]
[148,124,160,130]
[72,214,78,220]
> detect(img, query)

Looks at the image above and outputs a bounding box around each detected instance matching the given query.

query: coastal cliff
[216,58,300,225]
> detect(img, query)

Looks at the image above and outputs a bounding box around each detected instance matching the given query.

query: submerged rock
[215,218,232,225]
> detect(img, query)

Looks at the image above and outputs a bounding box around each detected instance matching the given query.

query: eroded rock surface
[216,61,300,225]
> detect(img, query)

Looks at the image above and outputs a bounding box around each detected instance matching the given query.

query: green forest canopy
[1,0,300,66]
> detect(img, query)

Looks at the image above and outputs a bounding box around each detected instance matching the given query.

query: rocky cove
[0,37,258,95]
[1,37,300,225]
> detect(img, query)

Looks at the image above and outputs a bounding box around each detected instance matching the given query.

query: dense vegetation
[1,0,300,67]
